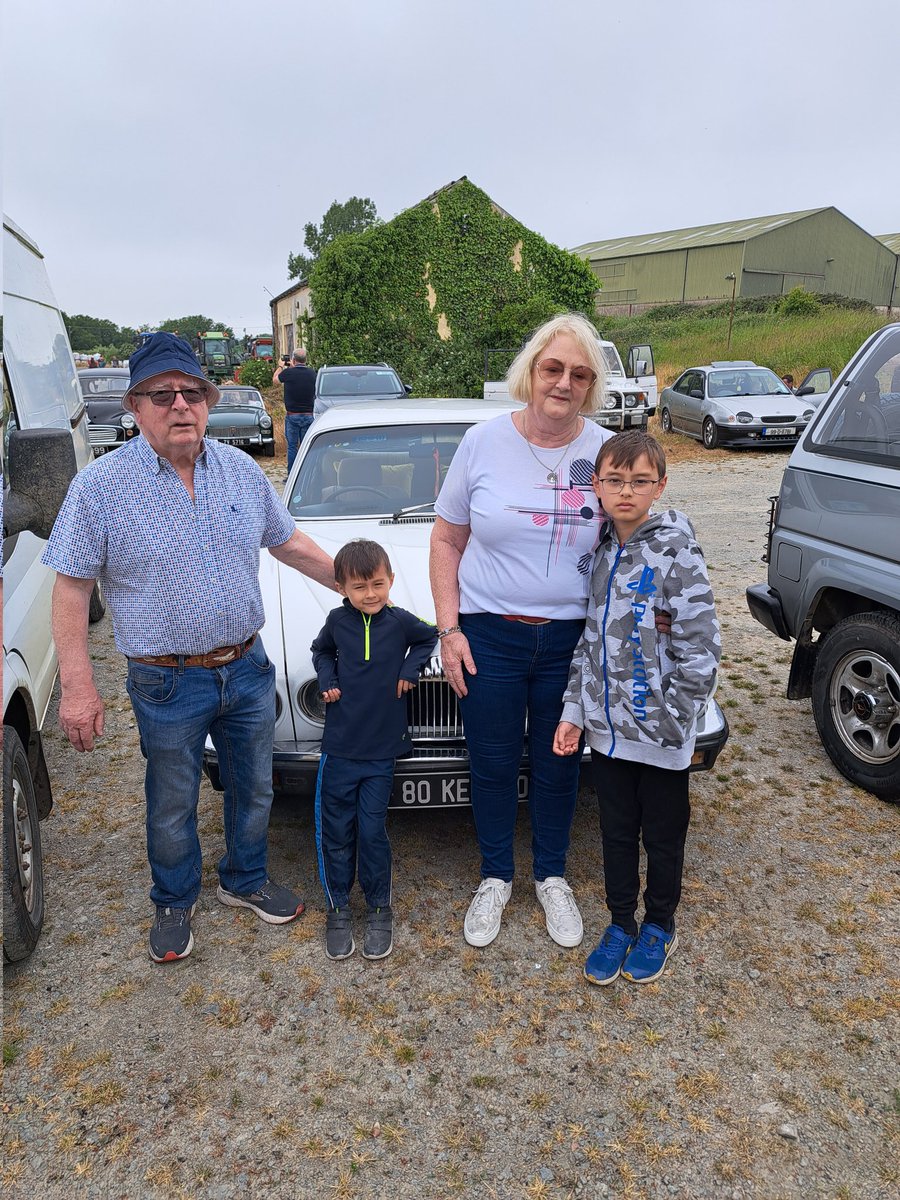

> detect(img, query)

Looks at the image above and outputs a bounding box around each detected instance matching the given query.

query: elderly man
[43,333,336,963]
[273,348,316,471]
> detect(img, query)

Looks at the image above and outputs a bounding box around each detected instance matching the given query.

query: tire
[3,727,45,962]
[89,581,106,624]
[702,417,720,450]
[660,407,673,434]
[811,611,900,803]
[263,442,276,458]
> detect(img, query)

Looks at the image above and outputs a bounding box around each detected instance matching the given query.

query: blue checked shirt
[42,435,296,657]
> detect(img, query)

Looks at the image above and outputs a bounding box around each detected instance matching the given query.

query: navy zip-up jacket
[311,600,438,760]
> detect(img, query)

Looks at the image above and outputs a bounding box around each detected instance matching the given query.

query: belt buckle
[208,646,238,666]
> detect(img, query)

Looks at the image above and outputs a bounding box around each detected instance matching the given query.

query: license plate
[393,772,529,808]
[224,437,252,445]
[763,426,796,436]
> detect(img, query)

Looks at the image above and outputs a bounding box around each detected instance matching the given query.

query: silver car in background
[660,361,828,450]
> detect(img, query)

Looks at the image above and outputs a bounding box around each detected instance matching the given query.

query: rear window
[319,369,402,397]
[79,373,129,395]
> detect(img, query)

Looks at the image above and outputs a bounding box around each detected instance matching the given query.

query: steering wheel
[329,486,395,503]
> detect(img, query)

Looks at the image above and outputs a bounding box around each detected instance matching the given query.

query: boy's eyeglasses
[596,477,659,494]
[130,386,210,407]
[534,359,596,388]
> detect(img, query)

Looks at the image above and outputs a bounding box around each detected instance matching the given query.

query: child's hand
[322,687,341,703]
[397,678,415,698]
[553,721,582,756]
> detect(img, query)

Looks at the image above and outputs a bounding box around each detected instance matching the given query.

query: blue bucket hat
[124,332,220,411]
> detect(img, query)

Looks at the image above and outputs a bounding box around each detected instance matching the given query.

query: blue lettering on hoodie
[626,566,656,720]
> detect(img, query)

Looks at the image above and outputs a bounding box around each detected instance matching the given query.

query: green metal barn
[572,207,897,314]
[879,234,900,310]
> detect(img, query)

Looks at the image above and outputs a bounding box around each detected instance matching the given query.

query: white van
[3,215,100,962]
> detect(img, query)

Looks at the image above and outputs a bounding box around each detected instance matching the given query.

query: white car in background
[203,396,729,809]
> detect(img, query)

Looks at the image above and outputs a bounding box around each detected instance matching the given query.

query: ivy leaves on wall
[307,180,597,397]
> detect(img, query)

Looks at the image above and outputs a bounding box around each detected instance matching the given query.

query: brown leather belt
[129,634,257,669]
[502,615,552,625]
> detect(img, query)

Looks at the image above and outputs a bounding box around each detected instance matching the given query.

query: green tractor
[195,330,242,382]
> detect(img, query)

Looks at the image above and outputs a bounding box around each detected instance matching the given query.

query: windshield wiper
[390,500,438,520]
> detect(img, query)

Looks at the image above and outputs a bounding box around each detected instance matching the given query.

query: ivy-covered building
[305,176,598,397]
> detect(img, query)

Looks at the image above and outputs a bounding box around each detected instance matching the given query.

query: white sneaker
[535,877,584,947]
[464,878,512,947]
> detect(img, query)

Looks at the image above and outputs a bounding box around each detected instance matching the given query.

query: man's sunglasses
[130,386,211,407]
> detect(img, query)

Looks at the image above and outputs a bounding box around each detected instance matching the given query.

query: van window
[3,292,84,431]
[810,329,900,463]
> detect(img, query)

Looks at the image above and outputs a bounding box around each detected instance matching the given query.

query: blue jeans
[125,636,276,907]
[459,613,585,883]
[314,755,394,910]
[285,412,314,471]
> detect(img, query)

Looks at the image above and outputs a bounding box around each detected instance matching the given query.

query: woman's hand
[397,678,415,699]
[553,721,582,756]
[439,630,476,698]
[322,687,341,703]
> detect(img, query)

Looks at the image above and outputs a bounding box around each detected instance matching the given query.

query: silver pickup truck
[746,322,900,803]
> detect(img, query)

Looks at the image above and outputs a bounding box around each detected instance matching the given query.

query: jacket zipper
[363,612,372,661]
[602,543,625,757]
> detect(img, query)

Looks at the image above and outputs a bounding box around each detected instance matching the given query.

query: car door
[666,372,690,428]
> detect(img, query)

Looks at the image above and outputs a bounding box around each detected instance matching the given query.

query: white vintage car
[203,396,729,809]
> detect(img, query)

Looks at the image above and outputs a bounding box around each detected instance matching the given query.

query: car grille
[212,425,256,439]
[88,425,120,446]
[407,676,463,740]
[762,414,799,424]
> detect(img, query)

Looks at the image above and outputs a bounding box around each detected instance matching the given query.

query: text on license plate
[397,773,529,807]
[763,426,796,436]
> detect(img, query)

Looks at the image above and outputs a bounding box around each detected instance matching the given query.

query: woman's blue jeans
[459,613,585,883]
[125,636,276,908]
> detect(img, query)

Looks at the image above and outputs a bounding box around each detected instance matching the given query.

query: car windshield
[319,369,402,397]
[600,345,624,375]
[219,390,261,407]
[708,369,790,399]
[203,340,228,355]
[287,422,471,518]
[80,374,128,395]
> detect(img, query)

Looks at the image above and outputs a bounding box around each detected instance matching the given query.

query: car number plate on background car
[394,772,530,808]
[764,426,796,436]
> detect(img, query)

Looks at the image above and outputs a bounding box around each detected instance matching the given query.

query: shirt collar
[133,432,209,475]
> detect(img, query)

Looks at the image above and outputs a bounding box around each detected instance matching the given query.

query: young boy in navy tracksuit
[311,539,437,961]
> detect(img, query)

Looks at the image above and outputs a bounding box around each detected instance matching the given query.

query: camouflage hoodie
[560,508,720,771]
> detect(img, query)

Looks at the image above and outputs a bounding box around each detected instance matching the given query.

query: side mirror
[404,384,412,395]
[3,428,77,541]
[690,388,704,400]
[627,345,654,377]
[634,360,648,377]
[795,384,814,397]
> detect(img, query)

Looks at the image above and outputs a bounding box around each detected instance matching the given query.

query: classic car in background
[78,367,137,455]
[205,385,275,456]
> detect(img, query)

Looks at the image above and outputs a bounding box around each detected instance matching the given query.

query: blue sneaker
[621,922,678,984]
[583,924,635,986]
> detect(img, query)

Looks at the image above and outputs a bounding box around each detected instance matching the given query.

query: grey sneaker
[362,906,393,960]
[325,908,355,959]
[149,903,196,963]
[217,879,304,925]
[464,878,512,947]
[535,876,584,947]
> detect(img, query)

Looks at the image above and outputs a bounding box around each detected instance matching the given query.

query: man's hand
[322,687,341,704]
[59,681,105,752]
[553,721,582,757]
[397,678,415,699]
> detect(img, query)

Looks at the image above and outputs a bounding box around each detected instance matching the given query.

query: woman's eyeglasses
[535,359,596,388]
[130,386,210,407]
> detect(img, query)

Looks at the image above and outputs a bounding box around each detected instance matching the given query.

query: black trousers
[590,752,690,936]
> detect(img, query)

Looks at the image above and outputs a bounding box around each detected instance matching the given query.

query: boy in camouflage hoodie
[554,431,720,985]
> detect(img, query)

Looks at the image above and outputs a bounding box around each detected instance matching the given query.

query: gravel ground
[2,441,899,1200]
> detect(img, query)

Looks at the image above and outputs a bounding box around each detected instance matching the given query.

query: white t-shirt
[435,413,613,620]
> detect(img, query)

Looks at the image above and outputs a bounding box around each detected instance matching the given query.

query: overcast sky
[4,0,898,335]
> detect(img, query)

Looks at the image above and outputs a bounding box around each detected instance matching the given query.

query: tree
[158,315,233,343]
[287,196,379,280]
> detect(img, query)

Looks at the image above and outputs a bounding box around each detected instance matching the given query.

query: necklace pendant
[547,471,557,484]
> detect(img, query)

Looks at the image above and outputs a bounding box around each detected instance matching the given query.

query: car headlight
[603,396,619,410]
[802,409,813,421]
[121,413,136,429]
[297,679,326,724]
[736,411,754,423]
[624,395,636,408]
[260,414,273,429]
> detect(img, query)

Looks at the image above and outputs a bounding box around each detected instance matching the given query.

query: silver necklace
[521,413,580,484]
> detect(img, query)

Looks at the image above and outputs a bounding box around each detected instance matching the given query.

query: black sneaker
[325,908,355,959]
[216,879,304,925]
[149,903,196,963]
[362,906,393,960]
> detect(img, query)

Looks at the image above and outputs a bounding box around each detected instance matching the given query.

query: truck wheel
[702,418,720,449]
[811,612,900,803]
[660,407,673,434]
[3,727,45,962]
[89,581,106,624]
